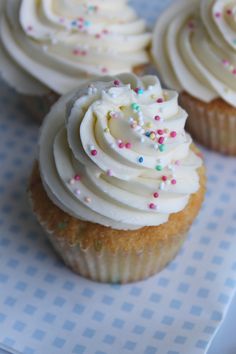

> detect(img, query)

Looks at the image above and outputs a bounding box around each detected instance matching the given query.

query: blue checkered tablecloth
[0,1,236,354]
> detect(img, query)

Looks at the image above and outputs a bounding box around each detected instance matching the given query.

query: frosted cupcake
[29,73,205,283]
[152,0,236,155]
[0,0,151,121]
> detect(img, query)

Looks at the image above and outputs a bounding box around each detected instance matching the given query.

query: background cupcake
[0,0,151,121]
[29,73,205,283]
[152,0,236,155]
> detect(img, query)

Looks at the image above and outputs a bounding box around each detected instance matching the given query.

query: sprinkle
[69,178,75,185]
[75,189,81,196]
[159,182,165,190]
[84,197,91,203]
[134,87,144,95]
[154,115,161,121]
[154,143,159,150]
[146,122,152,129]
[215,12,221,18]
[104,127,110,133]
[233,69,236,75]
[171,179,177,185]
[155,165,162,171]
[91,149,98,156]
[95,34,101,39]
[159,144,166,152]
[153,192,159,198]
[27,25,33,32]
[170,131,177,138]
[114,80,120,86]
[140,137,145,143]
[125,142,131,149]
[157,129,164,135]
[226,9,232,15]
[145,131,151,137]
[107,169,113,176]
[175,160,180,166]
[150,132,156,140]
[158,137,165,144]
[131,103,140,111]
[162,175,168,182]
[74,174,81,181]
[118,142,125,148]
[156,98,164,103]
[149,203,156,210]
[222,59,229,66]
[138,156,144,163]
[101,67,108,73]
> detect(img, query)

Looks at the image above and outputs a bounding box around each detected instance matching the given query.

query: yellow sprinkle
[104,127,110,133]
[150,133,156,140]
[146,122,152,128]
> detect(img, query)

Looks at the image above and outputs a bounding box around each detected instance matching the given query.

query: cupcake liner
[46,229,188,283]
[180,92,236,155]
[22,91,59,123]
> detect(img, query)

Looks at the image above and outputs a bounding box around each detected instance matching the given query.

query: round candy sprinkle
[138,156,144,163]
[150,132,156,140]
[75,189,81,196]
[131,103,140,111]
[157,129,164,135]
[215,12,221,18]
[104,127,110,133]
[154,115,161,121]
[159,144,166,152]
[170,131,177,138]
[134,87,144,95]
[156,98,164,103]
[153,192,159,198]
[158,137,165,144]
[162,175,168,182]
[118,142,125,148]
[85,197,91,203]
[74,174,81,181]
[155,165,162,171]
[69,178,75,185]
[107,169,113,176]
[171,179,177,185]
[125,142,131,149]
[226,9,232,15]
[114,80,120,86]
[149,203,156,210]
[91,149,97,156]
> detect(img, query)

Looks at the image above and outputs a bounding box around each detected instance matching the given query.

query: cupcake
[29,73,205,283]
[0,0,151,121]
[152,0,236,155]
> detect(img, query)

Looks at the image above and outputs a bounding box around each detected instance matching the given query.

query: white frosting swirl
[152,0,236,107]
[0,0,151,95]
[39,74,202,230]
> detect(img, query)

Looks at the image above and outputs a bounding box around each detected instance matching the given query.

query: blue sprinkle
[138,157,144,163]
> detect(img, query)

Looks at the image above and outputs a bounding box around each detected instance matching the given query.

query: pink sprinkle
[155,115,161,121]
[114,80,120,86]
[171,179,177,185]
[101,67,108,73]
[73,49,81,55]
[162,176,168,182]
[107,169,113,176]
[222,59,229,66]
[91,149,97,156]
[118,142,125,148]
[95,34,101,39]
[27,25,33,32]
[125,142,131,149]
[188,21,195,29]
[233,69,236,75]
[74,174,81,181]
[175,160,180,166]
[227,9,232,15]
[158,137,165,144]
[78,17,84,22]
[156,98,164,103]
[134,87,141,94]
[149,203,156,210]
[215,12,221,18]
[153,192,159,198]
[170,131,177,138]
[157,129,164,135]
[102,29,109,34]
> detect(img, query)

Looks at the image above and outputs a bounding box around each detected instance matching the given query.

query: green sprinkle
[155,165,162,171]
[58,222,68,230]
[131,103,140,112]
[159,144,166,152]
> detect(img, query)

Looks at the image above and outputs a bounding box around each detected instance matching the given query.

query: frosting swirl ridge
[0,0,151,95]
[39,74,202,230]
[152,0,236,107]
